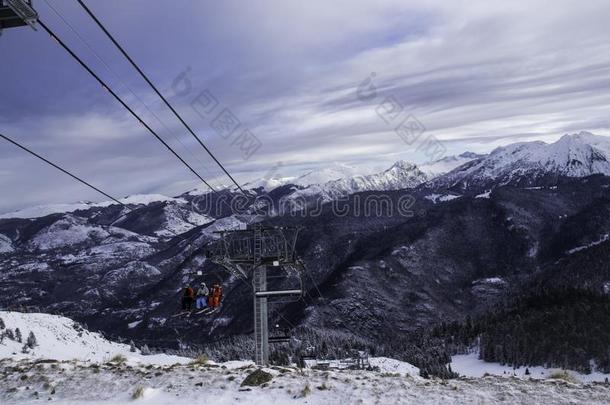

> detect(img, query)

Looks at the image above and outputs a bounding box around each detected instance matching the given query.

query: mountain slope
[286,160,428,205]
[0,194,186,220]
[0,311,189,365]
[429,132,610,192]
[420,152,486,177]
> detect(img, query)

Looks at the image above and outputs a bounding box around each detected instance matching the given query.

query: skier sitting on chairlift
[208,283,223,309]
[196,282,209,310]
[181,284,195,311]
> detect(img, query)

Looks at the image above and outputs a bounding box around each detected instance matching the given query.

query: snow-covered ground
[451,352,610,383]
[2,311,609,404]
[1,357,609,405]
[0,311,188,366]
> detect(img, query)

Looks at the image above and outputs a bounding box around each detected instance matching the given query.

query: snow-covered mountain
[431,132,610,192]
[243,162,366,191]
[419,152,486,178]
[286,160,428,204]
[0,194,186,220]
[4,132,610,220]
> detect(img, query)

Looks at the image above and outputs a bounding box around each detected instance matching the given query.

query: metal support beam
[253,266,269,365]
[255,289,302,297]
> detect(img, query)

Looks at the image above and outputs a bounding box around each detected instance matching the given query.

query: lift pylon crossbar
[255,289,302,297]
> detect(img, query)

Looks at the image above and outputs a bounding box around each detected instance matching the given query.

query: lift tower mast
[208,224,304,365]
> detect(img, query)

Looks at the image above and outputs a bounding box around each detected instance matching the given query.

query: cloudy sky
[1,0,610,212]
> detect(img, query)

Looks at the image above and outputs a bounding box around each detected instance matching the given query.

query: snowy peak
[243,162,364,191]
[286,160,428,203]
[294,162,363,186]
[432,132,610,191]
[385,160,418,172]
[420,152,485,177]
[486,132,610,176]
[373,160,428,188]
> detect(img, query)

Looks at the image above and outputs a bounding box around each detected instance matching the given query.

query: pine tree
[129,340,137,353]
[141,344,151,355]
[525,367,530,375]
[0,317,5,330]
[15,328,22,343]
[26,331,37,349]
[6,328,14,341]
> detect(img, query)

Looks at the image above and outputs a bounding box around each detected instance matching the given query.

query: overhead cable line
[76,0,246,195]
[37,19,218,194]
[41,0,226,195]
[0,132,126,207]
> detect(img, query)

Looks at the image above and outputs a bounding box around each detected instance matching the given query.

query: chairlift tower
[208,224,304,365]
[0,0,38,33]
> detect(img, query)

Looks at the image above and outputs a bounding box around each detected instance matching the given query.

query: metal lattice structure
[212,226,301,265]
[207,224,304,365]
[0,0,37,31]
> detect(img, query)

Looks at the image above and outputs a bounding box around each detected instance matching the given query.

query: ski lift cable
[75,0,247,195]
[0,132,202,250]
[37,19,219,195]
[0,132,127,208]
[305,266,324,300]
[41,0,244,225]
[40,0,227,195]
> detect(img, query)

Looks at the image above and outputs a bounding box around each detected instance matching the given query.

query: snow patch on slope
[28,216,110,251]
[155,205,214,237]
[0,311,188,365]
[0,233,14,253]
[369,357,420,375]
[451,352,610,383]
[475,190,492,199]
[567,234,610,254]
[425,194,461,204]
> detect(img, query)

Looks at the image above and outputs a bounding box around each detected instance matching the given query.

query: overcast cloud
[1,0,610,212]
